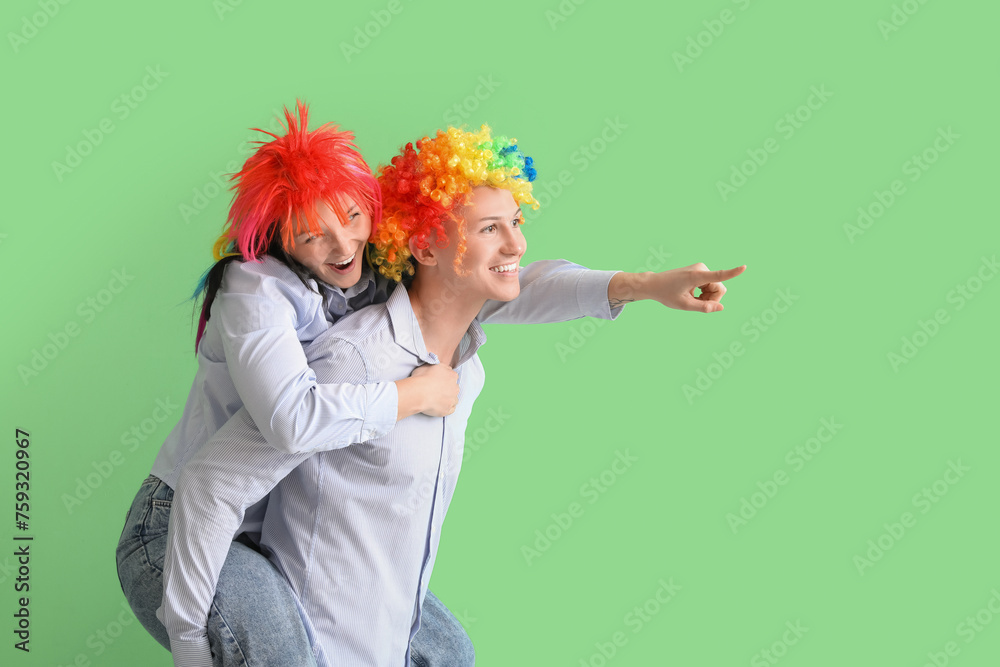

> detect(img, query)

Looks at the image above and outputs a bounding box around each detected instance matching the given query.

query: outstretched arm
[478,258,747,325]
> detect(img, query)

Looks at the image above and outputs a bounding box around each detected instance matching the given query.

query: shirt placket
[413,415,448,629]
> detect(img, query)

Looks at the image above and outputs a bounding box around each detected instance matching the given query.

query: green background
[3,0,998,664]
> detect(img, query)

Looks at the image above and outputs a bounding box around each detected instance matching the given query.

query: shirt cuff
[169,637,213,667]
[576,270,627,321]
[360,381,398,442]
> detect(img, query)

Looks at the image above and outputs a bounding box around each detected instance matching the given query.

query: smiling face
[286,196,372,289]
[439,186,526,304]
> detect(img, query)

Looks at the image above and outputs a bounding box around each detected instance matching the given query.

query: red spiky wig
[212,99,382,262]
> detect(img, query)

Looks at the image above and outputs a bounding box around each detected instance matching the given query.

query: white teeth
[331,253,356,267]
[490,263,517,273]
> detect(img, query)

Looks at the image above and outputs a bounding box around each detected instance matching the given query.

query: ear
[408,232,439,268]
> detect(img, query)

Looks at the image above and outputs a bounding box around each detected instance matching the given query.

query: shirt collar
[321,264,384,321]
[386,285,487,367]
[455,320,487,368]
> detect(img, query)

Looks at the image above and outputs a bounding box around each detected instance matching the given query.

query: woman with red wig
[118,101,476,667]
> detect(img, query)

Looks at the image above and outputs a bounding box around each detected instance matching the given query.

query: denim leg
[208,538,323,667]
[116,475,175,650]
[115,476,318,666]
[409,590,476,667]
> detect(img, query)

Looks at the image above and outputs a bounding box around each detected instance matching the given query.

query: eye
[512,216,522,227]
[482,224,496,233]
[348,210,361,221]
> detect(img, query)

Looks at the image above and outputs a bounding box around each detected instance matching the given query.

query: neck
[407,273,484,366]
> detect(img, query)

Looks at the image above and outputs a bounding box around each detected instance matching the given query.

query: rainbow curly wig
[371,125,537,282]
[211,99,381,262]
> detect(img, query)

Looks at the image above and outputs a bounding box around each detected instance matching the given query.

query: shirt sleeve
[159,409,316,666]
[159,338,368,666]
[213,260,398,454]
[477,259,626,325]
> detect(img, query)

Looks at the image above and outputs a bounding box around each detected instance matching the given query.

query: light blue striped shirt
[265,285,486,666]
[161,260,623,665]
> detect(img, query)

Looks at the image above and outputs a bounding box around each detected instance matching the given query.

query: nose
[499,224,525,257]
[321,221,354,257]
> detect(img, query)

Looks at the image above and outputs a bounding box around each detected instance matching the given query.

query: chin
[321,267,361,289]
[491,286,521,302]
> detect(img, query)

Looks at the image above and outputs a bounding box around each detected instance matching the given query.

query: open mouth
[326,252,358,274]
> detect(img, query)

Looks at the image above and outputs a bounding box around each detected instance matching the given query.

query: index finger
[699,265,747,283]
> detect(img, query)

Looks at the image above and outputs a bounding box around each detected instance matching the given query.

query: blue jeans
[116,475,475,666]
